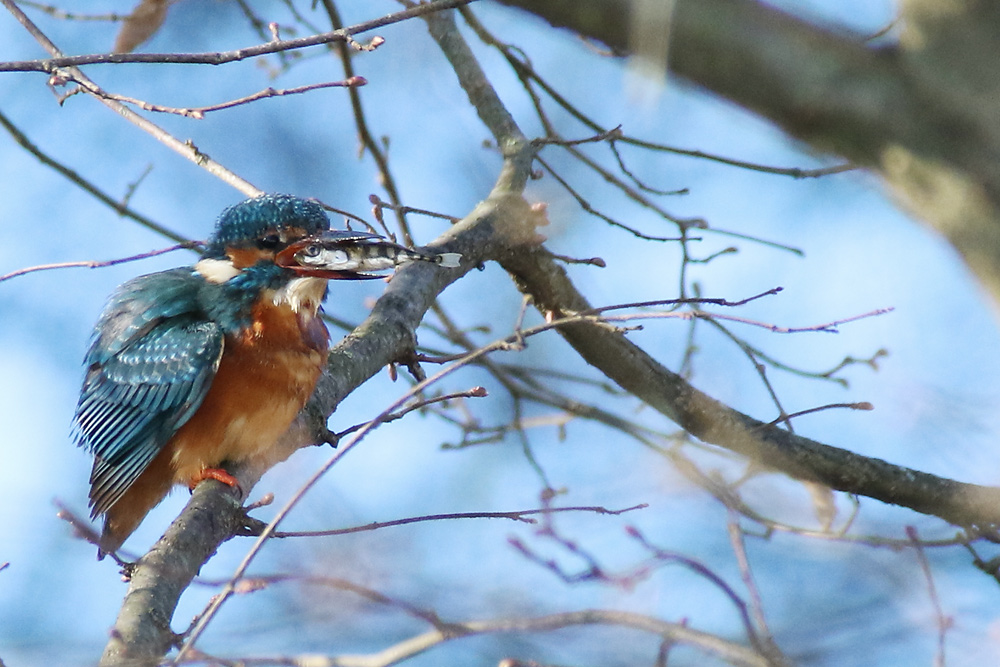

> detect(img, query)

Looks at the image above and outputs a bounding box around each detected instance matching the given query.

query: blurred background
[4,1,1000,665]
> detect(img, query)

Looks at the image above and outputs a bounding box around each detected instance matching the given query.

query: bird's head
[203,193,332,270]
[195,195,337,328]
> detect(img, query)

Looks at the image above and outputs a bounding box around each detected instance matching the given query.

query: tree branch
[312,609,771,667]
[495,0,1000,309]
[498,243,1000,527]
[2,0,261,196]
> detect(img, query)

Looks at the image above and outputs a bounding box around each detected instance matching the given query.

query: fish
[274,230,461,280]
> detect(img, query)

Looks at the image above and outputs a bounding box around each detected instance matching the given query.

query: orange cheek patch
[228,247,271,269]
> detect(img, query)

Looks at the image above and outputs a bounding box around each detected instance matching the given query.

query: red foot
[189,467,242,494]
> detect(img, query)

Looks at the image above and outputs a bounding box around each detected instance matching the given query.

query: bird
[72,193,343,558]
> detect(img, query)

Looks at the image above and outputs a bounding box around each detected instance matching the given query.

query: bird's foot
[189,467,243,495]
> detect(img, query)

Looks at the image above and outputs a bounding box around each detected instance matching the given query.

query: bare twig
[89,76,368,119]
[320,0,417,245]
[0,242,200,283]
[626,526,777,661]
[465,6,854,180]
[271,503,646,538]
[332,386,488,440]
[2,0,262,196]
[369,194,462,224]
[906,526,951,667]
[535,154,686,241]
[15,1,126,22]
[765,402,874,427]
[0,0,476,72]
[726,512,784,664]
[204,609,771,667]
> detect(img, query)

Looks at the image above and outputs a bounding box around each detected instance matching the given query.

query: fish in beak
[276,229,461,280]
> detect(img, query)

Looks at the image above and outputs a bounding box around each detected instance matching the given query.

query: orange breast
[166,292,330,484]
[98,279,331,554]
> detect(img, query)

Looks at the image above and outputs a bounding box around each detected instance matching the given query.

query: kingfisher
[73,194,346,558]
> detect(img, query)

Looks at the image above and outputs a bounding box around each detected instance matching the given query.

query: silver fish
[276,230,461,280]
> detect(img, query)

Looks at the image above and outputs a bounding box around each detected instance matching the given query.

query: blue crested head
[204,194,331,258]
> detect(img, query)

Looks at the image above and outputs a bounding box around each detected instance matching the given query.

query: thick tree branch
[500,244,1000,528]
[496,0,1000,310]
[98,481,246,665]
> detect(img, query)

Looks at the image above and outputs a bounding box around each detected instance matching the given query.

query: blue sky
[4,1,1000,665]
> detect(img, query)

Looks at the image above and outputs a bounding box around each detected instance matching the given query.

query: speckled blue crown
[205,194,330,257]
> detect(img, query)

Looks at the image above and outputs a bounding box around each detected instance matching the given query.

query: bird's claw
[188,467,243,496]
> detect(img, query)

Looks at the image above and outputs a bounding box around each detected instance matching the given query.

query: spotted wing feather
[73,269,223,516]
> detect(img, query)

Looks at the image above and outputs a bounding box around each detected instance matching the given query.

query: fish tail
[434,252,462,268]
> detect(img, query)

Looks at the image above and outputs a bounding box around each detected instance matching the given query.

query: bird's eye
[301,244,321,258]
[257,234,282,250]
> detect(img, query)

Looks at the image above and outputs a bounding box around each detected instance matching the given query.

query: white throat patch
[272,276,327,314]
[194,258,241,284]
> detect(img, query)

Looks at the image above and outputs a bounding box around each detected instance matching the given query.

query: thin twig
[15,1,126,21]
[369,194,461,224]
[765,402,874,427]
[535,154,684,241]
[726,511,784,664]
[320,0,416,245]
[90,77,368,119]
[333,386,488,439]
[192,572,452,631]
[272,504,647,538]
[906,526,951,667]
[2,0,262,196]
[219,610,770,667]
[627,526,772,658]
[0,242,200,283]
[0,0,476,72]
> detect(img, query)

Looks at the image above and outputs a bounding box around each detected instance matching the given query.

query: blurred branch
[906,525,952,666]
[494,0,1000,310]
[280,609,772,667]
[726,512,782,661]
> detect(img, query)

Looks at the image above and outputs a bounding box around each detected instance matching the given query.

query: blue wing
[73,269,224,517]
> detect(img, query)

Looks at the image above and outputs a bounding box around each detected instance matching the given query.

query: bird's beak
[274,241,315,272]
